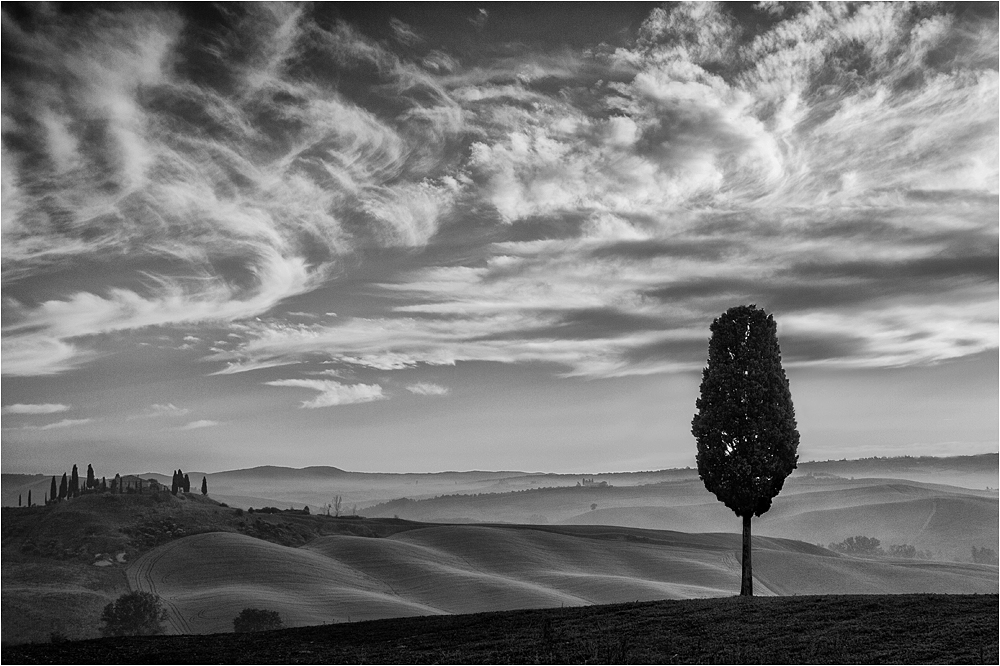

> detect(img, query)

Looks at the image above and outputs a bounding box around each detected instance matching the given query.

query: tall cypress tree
[87,464,96,489]
[183,473,191,493]
[27,490,32,506]
[59,473,68,501]
[692,304,799,597]
[171,470,179,496]
[70,465,80,498]
[201,476,208,495]
[50,476,57,504]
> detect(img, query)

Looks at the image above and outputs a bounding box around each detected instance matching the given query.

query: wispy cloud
[2,3,995,384]
[406,382,450,396]
[143,403,191,418]
[20,418,94,431]
[264,378,385,408]
[172,419,221,431]
[2,403,71,415]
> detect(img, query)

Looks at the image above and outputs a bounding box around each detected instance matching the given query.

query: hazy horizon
[3,3,997,475]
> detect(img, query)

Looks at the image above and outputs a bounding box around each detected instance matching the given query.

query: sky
[2,2,997,475]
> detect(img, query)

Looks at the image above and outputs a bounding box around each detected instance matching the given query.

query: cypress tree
[171,470,179,496]
[201,476,208,495]
[692,304,799,597]
[59,473,68,501]
[87,464,96,489]
[70,465,80,498]
[183,473,191,493]
[50,476,57,503]
[113,473,121,494]
[27,490,32,506]
[102,477,108,492]
[18,494,22,507]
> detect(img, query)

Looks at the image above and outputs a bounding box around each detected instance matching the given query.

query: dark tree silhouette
[201,476,208,495]
[233,608,283,633]
[27,489,31,506]
[171,470,179,496]
[70,465,80,498]
[58,473,68,501]
[113,473,121,494]
[50,476,57,504]
[183,473,191,493]
[18,494,21,507]
[101,477,108,492]
[100,591,168,636]
[692,304,799,597]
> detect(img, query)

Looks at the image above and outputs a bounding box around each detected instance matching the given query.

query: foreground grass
[4,594,997,664]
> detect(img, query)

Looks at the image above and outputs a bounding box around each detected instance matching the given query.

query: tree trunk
[740,513,753,596]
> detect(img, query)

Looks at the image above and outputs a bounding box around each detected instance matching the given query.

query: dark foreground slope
[5,594,997,665]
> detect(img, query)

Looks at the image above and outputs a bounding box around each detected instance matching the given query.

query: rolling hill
[362,475,998,562]
[125,523,997,636]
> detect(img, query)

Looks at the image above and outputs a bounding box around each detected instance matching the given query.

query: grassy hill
[119,524,997,636]
[4,594,997,664]
[1,492,420,644]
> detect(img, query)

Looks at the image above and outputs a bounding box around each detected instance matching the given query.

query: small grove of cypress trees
[201,476,208,495]
[692,304,799,597]
[70,465,80,498]
[59,473,68,501]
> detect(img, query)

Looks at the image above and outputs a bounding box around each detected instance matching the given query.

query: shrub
[233,608,283,633]
[100,591,168,636]
[972,546,999,564]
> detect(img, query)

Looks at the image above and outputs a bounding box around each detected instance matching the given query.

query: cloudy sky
[2,2,997,475]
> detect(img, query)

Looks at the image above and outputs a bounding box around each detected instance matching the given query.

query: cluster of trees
[35,464,208,505]
[44,465,141,504]
[828,536,932,560]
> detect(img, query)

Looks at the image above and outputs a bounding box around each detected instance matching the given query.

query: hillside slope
[364,477,998,561]
[6,595,997,665]
[127,524,998,636]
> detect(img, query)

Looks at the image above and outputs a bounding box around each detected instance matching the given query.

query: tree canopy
[692,304,799,518]
[233,608,283,633]
[100,591,168,637]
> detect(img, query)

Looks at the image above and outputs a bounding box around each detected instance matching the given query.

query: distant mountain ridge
[3,453,995,510]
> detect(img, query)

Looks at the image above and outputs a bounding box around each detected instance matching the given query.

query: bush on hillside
[100,591,168,637]
[233,608,283,633]
[972,546,999,564]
